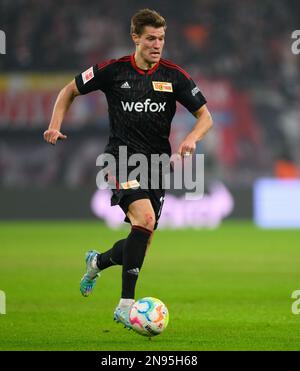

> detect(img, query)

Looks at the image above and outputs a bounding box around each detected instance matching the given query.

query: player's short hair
[130,9,166,36]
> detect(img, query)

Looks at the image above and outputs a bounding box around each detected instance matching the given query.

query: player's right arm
[43,79,80,145]
[44,62,113,145]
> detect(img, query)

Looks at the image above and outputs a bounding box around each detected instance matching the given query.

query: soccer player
[43,9,213,329]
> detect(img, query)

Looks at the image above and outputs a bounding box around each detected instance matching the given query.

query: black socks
[121,226,152,299]
[97,239,125,270]
[96,226,152,299]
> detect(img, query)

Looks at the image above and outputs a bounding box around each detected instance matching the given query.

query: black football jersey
[75,54,207,157]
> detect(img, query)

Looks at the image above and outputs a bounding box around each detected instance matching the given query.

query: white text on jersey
[121,99,166,113]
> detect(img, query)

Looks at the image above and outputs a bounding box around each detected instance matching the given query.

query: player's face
[134,26,165,65]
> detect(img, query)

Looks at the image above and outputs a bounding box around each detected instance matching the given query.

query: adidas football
[129,297,169,337]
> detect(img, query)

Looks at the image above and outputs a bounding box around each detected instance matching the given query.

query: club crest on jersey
[82,67,94,84]
[152,81,173,93]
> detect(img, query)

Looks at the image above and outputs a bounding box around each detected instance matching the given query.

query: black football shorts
[107,163,164,229]
[111,186,165,230]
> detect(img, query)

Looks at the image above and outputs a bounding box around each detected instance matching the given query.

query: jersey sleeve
[175,71,207,113]
[75,62,113,95]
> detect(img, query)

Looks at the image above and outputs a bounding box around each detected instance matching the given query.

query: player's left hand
[177,136,197,157]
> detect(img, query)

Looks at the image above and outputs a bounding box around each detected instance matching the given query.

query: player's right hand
[43,129,67,145]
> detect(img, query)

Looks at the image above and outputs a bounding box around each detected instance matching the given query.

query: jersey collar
[130,54,160,75]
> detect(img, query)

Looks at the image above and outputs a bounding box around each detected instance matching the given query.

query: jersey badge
[82,67,94,84]
[152,81,173,93]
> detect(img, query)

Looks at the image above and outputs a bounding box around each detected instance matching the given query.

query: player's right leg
[80,239,125,297]
[80,250,102,297]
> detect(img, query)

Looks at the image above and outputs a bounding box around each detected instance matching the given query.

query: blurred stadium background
[0,0,300,226]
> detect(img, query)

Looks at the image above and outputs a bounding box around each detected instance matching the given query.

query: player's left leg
[121,198,155,298]
[114,198,155,328]
[95,204,155,272]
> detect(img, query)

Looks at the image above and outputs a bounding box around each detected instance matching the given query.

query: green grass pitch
[1,221,300,350]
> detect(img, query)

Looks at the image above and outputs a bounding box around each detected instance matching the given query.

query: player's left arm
[177,104,213,157]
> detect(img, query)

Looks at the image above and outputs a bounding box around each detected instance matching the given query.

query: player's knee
[136,212,156,231]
